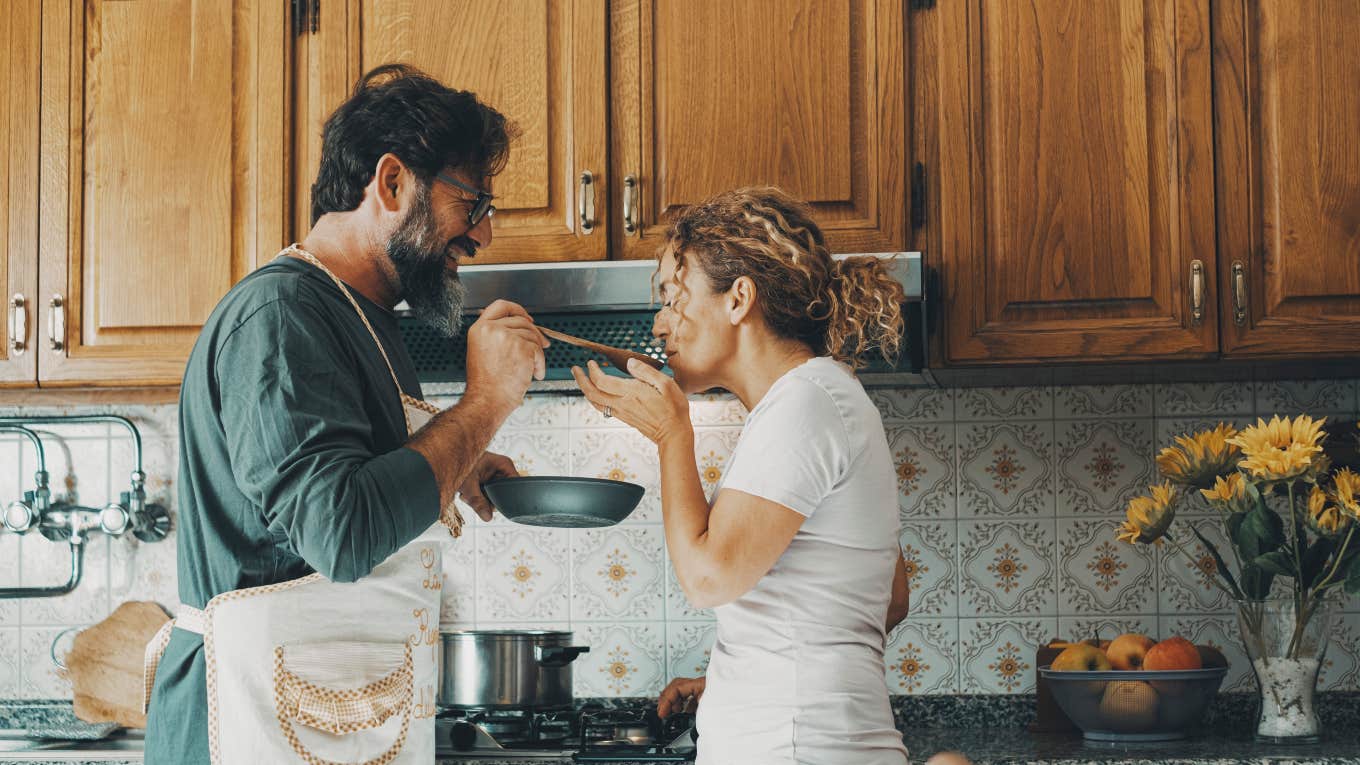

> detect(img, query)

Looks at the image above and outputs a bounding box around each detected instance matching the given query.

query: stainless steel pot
[438,629,589,710]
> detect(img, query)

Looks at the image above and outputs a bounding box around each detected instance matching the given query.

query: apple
[1051,643,1113,671]
[1195,644,1229,669]
[1099,680,1159,732]
[1144,636,1202,671]
[1106,633,1156,671]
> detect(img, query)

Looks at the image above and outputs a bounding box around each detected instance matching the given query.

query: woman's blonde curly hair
[659,186,904,369]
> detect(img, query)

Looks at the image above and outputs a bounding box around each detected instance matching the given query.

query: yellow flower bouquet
[1116,416,1360,743]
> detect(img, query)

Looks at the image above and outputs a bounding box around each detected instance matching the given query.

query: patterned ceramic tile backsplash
[2,380,1359,700]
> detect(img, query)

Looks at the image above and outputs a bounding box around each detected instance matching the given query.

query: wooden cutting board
[64,600,170,729]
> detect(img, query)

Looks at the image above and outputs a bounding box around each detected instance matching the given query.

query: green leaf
[1189,523,1243,598]
[1301,537,1336,590]
[1254,551,1296,577]
[1241,563,1276,600]
[1346,555,1360,596]
[1236,503,1286,560]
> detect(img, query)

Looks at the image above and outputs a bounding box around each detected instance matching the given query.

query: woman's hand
[456,451,518,521]
[657,675,706,718]
[571,358,691,445]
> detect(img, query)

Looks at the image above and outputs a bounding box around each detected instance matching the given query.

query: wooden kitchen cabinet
[1,0,40,387]
[918,0,1219,365]
[1214,0,1360,357]
[34,0,289,386]
[609,0,908,260]
[295,0,608,264]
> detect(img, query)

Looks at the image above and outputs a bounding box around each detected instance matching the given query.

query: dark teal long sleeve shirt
[144,256,441,763]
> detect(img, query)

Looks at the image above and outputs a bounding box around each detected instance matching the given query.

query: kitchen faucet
[0,415,172,599]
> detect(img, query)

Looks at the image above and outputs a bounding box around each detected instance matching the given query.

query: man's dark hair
[310,63,516,225]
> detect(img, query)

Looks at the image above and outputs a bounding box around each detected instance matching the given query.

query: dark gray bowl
[482,476,645,528]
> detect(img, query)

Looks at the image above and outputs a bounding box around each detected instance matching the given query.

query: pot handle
[534,645,590,667]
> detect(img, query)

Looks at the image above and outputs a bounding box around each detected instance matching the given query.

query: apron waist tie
[143,603,208,714]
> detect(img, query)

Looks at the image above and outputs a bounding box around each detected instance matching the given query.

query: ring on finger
[603,405,613,419]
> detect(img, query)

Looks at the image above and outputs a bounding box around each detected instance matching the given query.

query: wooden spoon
[537,325,665,371]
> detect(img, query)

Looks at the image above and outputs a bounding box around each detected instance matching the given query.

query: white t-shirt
[695,357,908,765]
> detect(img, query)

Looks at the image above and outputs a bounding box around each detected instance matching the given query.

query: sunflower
[1157,424,1242,489]
[1226,415,1327,482]
[1200,472,1249,512]
[1331,467,1360,519]
[1116,482,1178,545]
[1308,484,1351,535]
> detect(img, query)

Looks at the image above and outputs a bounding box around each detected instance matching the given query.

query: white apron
[144,246,464,764]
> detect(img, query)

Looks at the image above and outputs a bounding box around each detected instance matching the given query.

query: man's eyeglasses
[435,172,496,228]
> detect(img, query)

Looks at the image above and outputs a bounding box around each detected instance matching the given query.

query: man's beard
[386,189,468,338]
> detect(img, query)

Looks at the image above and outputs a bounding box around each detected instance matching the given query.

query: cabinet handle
[8,294,26,355]
[622,174,639,235]
[578,171,596,235]
[1231,261,1247,327]
[48,294,65,352]
[1189,260,1204,326]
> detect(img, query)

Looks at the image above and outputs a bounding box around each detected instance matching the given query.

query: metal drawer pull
[1189,260,1204,326]
[8,294,26,354]
[48,294,64,352]
[1232,261,1247,326]
[578,171,596,235]
[622,174,639,235]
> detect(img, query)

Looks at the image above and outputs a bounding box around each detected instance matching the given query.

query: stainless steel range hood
[400,252,931,391]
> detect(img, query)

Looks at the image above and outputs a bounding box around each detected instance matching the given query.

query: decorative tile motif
[1254,379,1357,418]
[574,624,665,697]
[1056,615,1157,646]
[1157,520,1235,614]
[898,522,958,617]
[957,387,1052,422]
[688,394,748,427]
[476,528,569,621]
[500,396,571,430]
[569,397,634,429]
[693,428,741,501]
[571,430,660,523]
[0,534,19,626]
[959,618,1055,694]
[871,389,954,423]
[1155,382,1253,417]
[572,527,664,620]
[109,533,180,615]
[665,559,713,622]
[1055,385,1153,419]
[1320,613,1360,691]
[959,521,1056,616]
[885,619,958,694]
[665,621,717,681]
[958,423,1054,517]
[1057,519,1155,614]
[1056,420,1154,516]
[487,430,570,477]
[888,425,956,519]
[1159,615,1254,692]
[18,626,73,699]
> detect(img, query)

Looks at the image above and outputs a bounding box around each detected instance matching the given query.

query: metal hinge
[292,0,319,36]
[910,0,936,10]
[911,162,927,230]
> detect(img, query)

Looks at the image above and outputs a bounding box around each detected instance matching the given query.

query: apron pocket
[273,641,413,764]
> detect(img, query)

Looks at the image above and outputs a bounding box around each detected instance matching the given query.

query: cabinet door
[610,0,907,260]
[297,0,607,264]
[1215,1,1360,357]
[920,0,1217,364]
[37,0,288,386]
[1,0,40,387]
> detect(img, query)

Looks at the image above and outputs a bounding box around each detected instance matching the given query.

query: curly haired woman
[574,187,912,764]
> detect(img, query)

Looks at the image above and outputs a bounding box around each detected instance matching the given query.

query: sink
[0,728,145,755]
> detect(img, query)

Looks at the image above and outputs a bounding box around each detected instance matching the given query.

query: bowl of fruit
[1039,634,1229,742]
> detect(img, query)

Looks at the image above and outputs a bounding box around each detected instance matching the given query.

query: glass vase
[1235,596,1336,743]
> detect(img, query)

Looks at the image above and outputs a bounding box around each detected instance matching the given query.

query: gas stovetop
[436,706,697,762]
